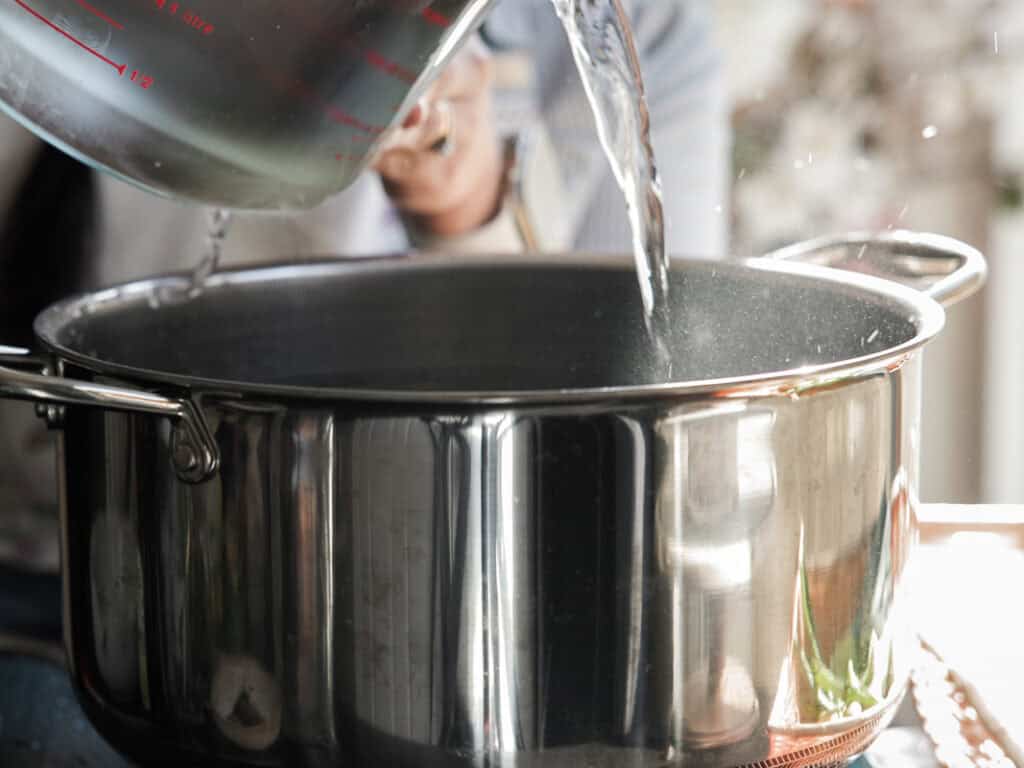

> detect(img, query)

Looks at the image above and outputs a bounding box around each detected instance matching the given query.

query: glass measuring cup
[0,0,494,209]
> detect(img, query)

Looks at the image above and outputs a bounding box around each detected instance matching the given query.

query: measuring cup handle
[764,230,987,308]
[0,347,218,483]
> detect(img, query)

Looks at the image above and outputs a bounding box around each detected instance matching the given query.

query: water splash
[190,207,231,295]
[149,207,232,308]
[552,0,673,374]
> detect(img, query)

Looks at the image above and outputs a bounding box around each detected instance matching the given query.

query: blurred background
[717,0,1017,504]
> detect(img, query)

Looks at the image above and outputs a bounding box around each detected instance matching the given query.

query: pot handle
[0,346,218,483]
[764,230,986,307]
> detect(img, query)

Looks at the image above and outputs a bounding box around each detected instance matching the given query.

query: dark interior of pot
[35,257,925,393]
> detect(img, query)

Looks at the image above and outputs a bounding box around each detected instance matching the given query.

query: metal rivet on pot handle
[0,355,219,483]
[764,230,987,308]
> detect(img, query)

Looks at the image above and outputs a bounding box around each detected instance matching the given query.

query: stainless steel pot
[0,231,984,767]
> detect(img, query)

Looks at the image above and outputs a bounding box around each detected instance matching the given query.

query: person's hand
[373,39,505,239]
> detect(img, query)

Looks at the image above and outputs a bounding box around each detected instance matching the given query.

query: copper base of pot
[746,708,896,768]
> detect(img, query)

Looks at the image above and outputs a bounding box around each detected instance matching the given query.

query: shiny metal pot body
[60,358,920,768]
[0,233,984,767]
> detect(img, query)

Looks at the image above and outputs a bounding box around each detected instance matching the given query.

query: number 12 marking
[128,69,154,89]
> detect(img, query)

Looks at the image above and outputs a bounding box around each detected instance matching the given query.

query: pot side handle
[0,346,218,484]
[764,230,987,308]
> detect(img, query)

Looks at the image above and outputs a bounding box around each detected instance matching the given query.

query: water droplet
[922,125,939,140]
[994,31,1000,55]
[737,167,747,180]
[554,0,670,362]
[153,160,162,168]
[867,329,880,344]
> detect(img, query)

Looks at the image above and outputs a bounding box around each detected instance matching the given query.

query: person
[0,0,730,572]
[1,0,729,283]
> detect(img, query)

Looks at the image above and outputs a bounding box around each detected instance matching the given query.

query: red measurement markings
[12,0,126,73]
[261,70,386,136]
[128,69,154,88]
[151,0,214,35]
[73,0,123,29]
[363,47,416,84]
[333,33,416,85]
[325,103,385,135]
[247,9,405,134]
[421,7,450,27]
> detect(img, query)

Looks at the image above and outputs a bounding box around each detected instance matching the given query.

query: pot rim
[33,252,945,405]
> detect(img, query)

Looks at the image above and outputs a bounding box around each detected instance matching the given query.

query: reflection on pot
[765,377,916,750]
[210,653,283,751]
[64,358,921,767]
